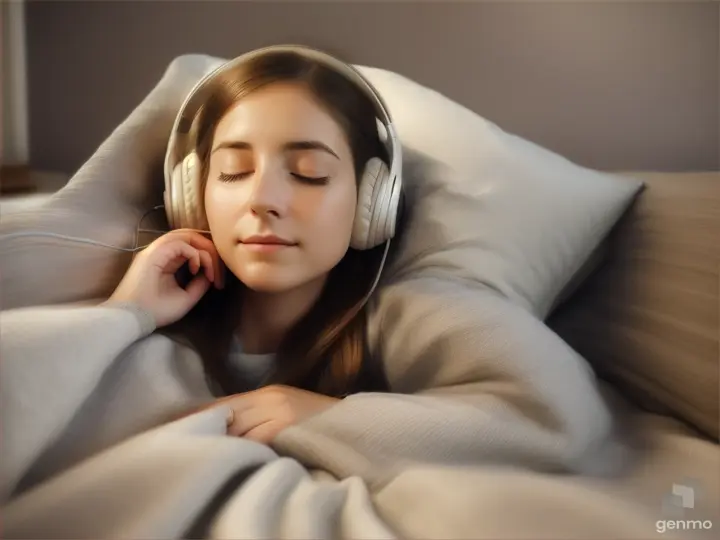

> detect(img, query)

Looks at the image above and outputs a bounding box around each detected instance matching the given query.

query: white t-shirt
[226,334,276,388]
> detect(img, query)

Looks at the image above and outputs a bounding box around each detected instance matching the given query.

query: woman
[2,48,629,526]
[108,47,397,443]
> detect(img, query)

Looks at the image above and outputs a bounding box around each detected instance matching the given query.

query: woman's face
[204,82,358,293]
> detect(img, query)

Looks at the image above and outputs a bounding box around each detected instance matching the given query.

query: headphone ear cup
[168,161,185,229]
[351,157,393,250]
[174,152,208,231]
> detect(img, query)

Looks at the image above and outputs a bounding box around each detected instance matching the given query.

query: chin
[236,270,307,294]
[235,264,332,295]
[242,279,296,294]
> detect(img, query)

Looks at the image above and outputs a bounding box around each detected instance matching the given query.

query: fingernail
[226,408,234,426]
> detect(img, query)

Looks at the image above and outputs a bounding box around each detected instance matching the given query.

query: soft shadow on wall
[24,0,720,175]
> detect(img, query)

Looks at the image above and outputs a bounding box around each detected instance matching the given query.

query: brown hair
[175,49,393,397]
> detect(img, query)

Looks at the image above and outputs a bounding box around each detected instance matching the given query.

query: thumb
[184,274,212,304]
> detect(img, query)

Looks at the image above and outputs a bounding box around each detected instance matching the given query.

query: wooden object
[0,164,37,194]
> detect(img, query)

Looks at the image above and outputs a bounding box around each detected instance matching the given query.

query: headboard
[26,0,719,175]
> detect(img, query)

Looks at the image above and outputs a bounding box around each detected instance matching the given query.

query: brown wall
[26,0,720,174]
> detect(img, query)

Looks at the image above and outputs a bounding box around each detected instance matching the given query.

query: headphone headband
[164,44,402,192]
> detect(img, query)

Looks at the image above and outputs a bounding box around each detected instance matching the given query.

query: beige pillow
[549,172,720,440]
[0,54,642,319]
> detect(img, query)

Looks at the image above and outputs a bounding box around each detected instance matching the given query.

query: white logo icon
[672,484,695,509]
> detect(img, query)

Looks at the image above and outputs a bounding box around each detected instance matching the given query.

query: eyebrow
[211,140,340,159]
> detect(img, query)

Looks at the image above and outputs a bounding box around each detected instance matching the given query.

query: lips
[240,234,297,246]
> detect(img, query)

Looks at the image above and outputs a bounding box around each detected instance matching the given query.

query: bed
[1,44,718,540]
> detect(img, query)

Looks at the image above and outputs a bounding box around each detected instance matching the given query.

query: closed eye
[218,172,251,183]
[217,172,329,185]
[291,173,329,185]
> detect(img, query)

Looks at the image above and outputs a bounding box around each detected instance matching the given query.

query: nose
[246,164,290,218]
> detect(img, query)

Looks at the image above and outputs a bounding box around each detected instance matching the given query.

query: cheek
[305,181,357,250]
[204,184,240,241]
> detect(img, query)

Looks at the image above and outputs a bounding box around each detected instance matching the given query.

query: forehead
[213,82,347,144]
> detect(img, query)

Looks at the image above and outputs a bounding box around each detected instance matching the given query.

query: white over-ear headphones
[163,44,403,251]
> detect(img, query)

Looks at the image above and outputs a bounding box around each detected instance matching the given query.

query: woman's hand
[215,385,340,444]
[108,229,225,328]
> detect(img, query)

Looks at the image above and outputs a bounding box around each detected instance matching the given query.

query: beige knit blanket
[2,291,716,539]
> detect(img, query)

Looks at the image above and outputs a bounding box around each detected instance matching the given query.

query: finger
[243,420,283,445]
[184,273,211,303]
[173,230,225,289]
[188,256,200,277]
[227,406,272,437]
[167,230,217,260]
[157,241,200,275]
[228,394,277,437]
[199,243,223,289]
[206,393,257,426]
[197,250,215,287]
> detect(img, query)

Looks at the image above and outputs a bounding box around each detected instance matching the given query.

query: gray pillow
[0,55,216,309]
